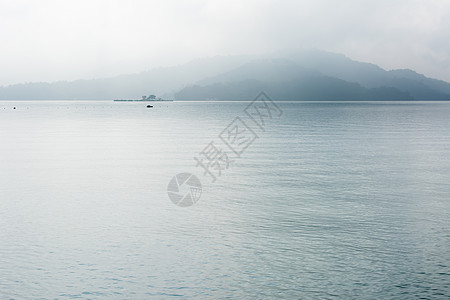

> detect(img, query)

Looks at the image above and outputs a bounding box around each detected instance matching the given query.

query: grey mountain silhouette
[1,50,449,100]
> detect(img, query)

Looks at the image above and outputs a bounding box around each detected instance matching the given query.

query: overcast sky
[1,0,449,86]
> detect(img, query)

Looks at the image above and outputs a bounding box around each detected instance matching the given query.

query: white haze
[1,0,450,86]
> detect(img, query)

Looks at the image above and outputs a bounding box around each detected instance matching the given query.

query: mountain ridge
[1,50,450,100]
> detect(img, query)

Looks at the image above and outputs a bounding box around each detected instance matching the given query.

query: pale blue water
[0,101,449,299]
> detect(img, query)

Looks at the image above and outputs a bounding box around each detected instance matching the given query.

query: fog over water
[1,1,450,298]
[1,0,450,85]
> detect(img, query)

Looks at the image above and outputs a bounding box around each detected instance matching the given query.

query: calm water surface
[0,101,449,299]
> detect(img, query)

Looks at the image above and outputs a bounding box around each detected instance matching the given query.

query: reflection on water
[1,101,449,298]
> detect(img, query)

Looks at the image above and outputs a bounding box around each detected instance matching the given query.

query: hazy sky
[1,0,449,86]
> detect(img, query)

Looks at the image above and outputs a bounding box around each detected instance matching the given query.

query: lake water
[1,100,449,299]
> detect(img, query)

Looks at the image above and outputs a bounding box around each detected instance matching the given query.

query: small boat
[146,105,153,108]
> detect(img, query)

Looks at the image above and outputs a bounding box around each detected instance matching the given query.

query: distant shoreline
[2,99,450,102]
[113,99,174,102]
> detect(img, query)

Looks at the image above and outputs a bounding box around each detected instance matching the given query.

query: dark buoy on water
[146,105,153,108]
[13,107,16,110]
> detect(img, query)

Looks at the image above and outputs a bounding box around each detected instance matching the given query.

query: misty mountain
[176,58,413,100]
[1,50,450,100]
[289,50,450,99]
[0,55,253,100]
[176,51,450,100]
[176,76,413,101]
